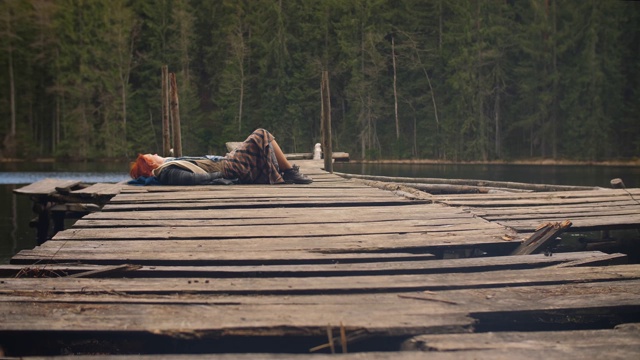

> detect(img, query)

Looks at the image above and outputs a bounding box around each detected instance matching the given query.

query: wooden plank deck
[433,188,640,232]
[2,160,640,358]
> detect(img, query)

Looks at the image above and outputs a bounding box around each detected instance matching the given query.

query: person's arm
[156,165,226,185]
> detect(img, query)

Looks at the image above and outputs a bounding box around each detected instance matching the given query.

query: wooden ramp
[2,161,640,358]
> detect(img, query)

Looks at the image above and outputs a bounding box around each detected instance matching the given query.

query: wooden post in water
[321,71,333,173]
[161,66,171,157]
[169,73,183,157]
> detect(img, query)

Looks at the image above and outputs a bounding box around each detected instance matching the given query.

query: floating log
[335,172,602,192]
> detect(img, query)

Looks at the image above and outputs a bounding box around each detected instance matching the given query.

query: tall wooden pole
[161,66,171,156]
[321,71,333,173]
[169,73,183,157]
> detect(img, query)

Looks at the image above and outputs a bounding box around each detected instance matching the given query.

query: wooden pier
[1,160,640,358]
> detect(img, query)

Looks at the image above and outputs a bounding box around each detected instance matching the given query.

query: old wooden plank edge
[13,178,83,196]
[511,220,572,255]
[434,187,640,201]
[9,252,439,266]
[2,264,640,295]
[71,182,125,197]
[0,300,474,336]
[111,186,394,197]
[501,215,640,233]
[50,221,508,241]
[334,172,604,192]
[11,347,640,359]
[402,325,640,352]
[437,197,637,207]
[40,229,517,248]
[475,205,640,219]
[109,191,402,203]
[1,252,616,279]
[3,279,638,309]
[65,264,143,278]
[546,253,628,268]
[72,214,476,228]
[81,204,467,221]
[101,199,429,212]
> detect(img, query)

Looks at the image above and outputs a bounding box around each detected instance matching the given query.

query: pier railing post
[321,71,333,173]
[161,66,171,157]
[169,73,183,157]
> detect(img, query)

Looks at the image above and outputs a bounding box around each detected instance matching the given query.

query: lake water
[1,162,638,264]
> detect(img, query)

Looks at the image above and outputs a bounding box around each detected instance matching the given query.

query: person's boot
[282,164,313,184]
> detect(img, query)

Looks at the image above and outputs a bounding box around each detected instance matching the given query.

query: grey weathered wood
[1,280,639,338]
[13,178,82,196]
[336,173,603,192]
[1,252,624,278]
[3,265,639,295]
[65,264,142,278]
[76,207,473,228]
[403,325,640,353]
[51,218,506,241]
[71,182,124,197]
[511,220,572,255]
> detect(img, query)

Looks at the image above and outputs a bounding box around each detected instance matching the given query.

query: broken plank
[13,178,82,196]
[511,220,572,255]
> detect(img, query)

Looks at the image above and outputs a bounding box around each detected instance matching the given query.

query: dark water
[333,162,640,189]
[1,162,639,264]
[0,162,129,264]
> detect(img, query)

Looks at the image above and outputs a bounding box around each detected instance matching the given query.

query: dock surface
[1,160,639,358]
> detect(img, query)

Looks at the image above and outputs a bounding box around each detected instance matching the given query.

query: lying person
[129,128,313,185]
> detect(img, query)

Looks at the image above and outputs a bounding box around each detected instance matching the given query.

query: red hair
[129,154,158,179]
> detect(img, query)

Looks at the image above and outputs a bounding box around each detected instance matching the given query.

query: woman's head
[129,154,164,178]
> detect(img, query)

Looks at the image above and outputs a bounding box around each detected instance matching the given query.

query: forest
[0,0,638,162]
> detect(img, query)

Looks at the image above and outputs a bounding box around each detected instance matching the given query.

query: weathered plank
[71,182,124,197]
[11,247,438,265]
[438,196,637,208]
[102,197,429,211]
[80,204,467,222]
[111,187,396,202]
[3,265,640,295]
[1,280,639,337]
[17,348,640,360]
[2,252,621,278]
[0,300,473,335]
[403,324,640,353]
[434,188,640,201]
[13,178,82,196]
[51,219,506,241]
[499,214,640,232]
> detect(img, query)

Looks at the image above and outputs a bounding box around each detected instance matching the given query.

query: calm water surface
[1,162,639,263]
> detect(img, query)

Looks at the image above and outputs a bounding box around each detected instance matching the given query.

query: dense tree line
[0,0,638,161]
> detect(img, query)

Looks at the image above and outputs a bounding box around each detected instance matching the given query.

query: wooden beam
[169,73,182,157]
[511,220,572,255]
[161,65,170,157]
[321,71,333,173]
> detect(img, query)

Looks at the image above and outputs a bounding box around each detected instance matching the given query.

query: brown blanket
[222,129,284,184]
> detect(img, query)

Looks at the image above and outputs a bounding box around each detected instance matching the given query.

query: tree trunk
[391,35,399,140]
